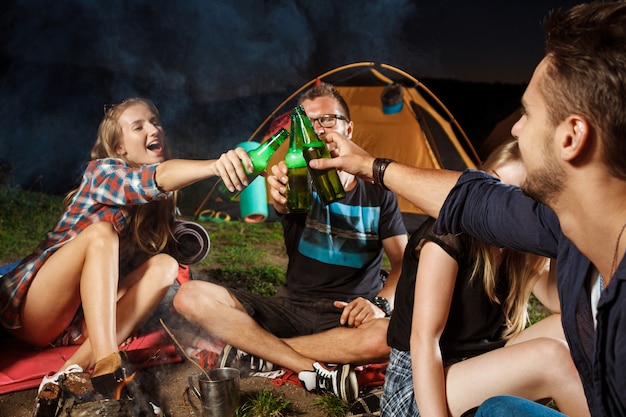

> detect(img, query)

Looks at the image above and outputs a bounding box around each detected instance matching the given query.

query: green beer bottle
[215,128,289,201]
[285,111,312,213]
[292,105,346,205]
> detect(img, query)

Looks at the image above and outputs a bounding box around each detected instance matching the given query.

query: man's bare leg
[284,318,390,364]
[173,280,314,372]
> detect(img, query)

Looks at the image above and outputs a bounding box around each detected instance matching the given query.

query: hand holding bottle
[292,105,346,205]
[284,109,312,212]
[267,161,290,213]
[308,131,375,182]
[214,147,255,193]
[214,128,289,201]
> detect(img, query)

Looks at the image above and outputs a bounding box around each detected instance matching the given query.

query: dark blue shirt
[435,169,625,417]
[280,177,406,300]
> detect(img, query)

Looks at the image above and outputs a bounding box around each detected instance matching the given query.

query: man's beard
[521,148,565,206]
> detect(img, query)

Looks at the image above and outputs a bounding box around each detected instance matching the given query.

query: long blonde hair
[469,139,547,339]
[66,98,177,256]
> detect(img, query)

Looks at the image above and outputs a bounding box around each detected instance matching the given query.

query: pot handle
[187,374,202,400]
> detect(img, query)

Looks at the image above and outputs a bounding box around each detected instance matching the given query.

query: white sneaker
[298,362,358,402]
[38,364,84,393]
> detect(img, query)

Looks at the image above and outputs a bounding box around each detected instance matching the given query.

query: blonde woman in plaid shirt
[0,98,252,401]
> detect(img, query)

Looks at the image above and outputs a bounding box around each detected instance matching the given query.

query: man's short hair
[542,2,626,180]
[298,82,351,121]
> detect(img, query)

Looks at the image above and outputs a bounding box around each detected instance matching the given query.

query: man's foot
[298,362,358,402]
[217,344,275,377]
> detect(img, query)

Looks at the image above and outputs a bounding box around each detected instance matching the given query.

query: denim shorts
[230,288,344,339]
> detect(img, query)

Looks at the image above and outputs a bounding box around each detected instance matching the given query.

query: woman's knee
[146,253,179,286]
[531,337,578,381]
[540,337,572,366]
[77,222,120,257]
[82,222,119,244]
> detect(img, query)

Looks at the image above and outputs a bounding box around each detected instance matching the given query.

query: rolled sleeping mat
[166,220,211,264]
[237,141,269,223]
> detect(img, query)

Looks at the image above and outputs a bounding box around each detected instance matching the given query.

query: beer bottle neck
[248,128,288,172]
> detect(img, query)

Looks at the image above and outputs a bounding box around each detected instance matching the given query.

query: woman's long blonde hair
[469,139,547,339]
[66,98,177,256]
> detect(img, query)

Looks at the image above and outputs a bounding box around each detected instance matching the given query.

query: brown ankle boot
[92,352,122,377]
[90,351,132,399]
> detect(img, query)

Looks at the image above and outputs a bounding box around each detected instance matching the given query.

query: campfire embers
[33,370,162,417]
[115,371,137,401]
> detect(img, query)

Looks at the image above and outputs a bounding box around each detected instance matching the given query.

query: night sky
[0,0,585,195]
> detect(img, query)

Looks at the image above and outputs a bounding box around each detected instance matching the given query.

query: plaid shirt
[0,158,169,329]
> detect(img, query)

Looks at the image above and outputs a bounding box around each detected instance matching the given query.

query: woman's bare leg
[61,253,179,371]
[444,337,589,417]
[14,222,178,373]
[113,253,179,341]
[506,314,565,346]
[15,222,120,367]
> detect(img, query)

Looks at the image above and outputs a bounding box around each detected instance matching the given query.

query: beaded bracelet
[371,296,392,317]
[372,158,396,190]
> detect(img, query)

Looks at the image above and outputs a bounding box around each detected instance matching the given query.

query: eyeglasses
[309,114,349,128]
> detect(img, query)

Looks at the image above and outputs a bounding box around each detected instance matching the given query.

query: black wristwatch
[371,296,391,317]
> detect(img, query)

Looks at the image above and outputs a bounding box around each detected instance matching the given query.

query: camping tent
[195,62,480,231]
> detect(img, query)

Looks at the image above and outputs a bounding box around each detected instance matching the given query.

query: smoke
[0,0,433,195]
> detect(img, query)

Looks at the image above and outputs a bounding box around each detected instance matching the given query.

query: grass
[193,219,288,295]
[237,389,293,417]
[312,394,350,417]
[0,187,65,262]
[529,295,552,325]
[235,389,348,417]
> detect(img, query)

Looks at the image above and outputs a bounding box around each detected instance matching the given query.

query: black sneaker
[217,344,275,377]
[298,362,358,402]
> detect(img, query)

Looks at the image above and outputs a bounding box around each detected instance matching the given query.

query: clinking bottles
[292,105,346,205]
[215,128,289,201]
[285,110,312,213]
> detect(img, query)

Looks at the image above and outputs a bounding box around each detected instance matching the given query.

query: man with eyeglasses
[309,113,349,128]
[174,83,408,403]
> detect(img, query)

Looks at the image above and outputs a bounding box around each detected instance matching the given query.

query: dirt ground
[0,351,330,417]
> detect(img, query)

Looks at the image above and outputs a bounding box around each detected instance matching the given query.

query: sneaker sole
[337,364,358,402]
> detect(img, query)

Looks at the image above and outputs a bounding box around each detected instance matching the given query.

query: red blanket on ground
[0,328,181,394]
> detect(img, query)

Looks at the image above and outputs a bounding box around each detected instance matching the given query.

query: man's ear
[345,121,354,140]
[559,115,589,162]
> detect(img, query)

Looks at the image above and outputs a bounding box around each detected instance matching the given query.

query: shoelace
[313,362,334,378]
[250,356,271,371]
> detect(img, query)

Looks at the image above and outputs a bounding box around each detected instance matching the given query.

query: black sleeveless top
[387,218,508,362]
